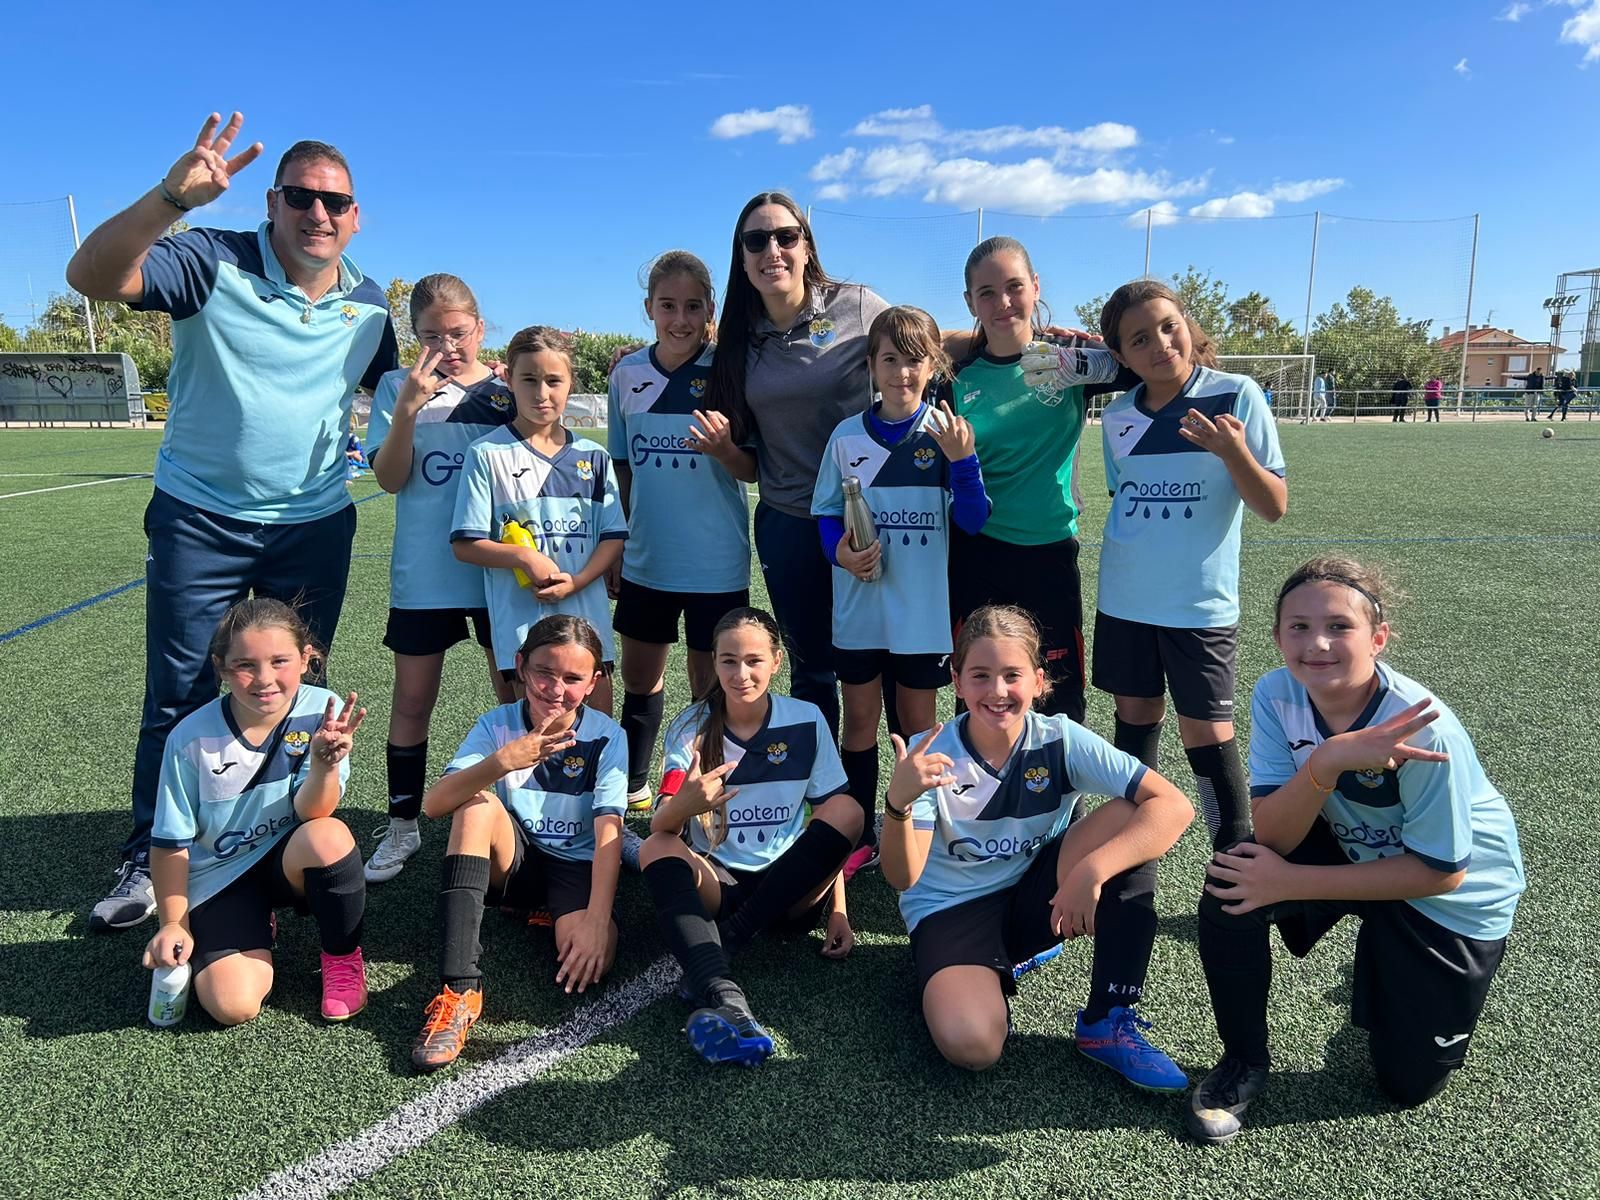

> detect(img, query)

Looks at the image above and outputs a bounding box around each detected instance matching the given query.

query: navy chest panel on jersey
[447,380,516,426]
[641,364,712,416]
[1335,767,1402,810]
[1126,390,1239,457]
[527,735,609,796]
[973,738,1072,822]
[210,708,322,799]
[726,720,820,786]
[866,431,946,489]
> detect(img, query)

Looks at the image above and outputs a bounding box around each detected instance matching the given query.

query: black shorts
[948,528,1085,722]
[832,646,951,690]
[188,834,309,973]
[501,661,615,685]
[708,855,829,935]
[612,577,750,652]
[1269,819,1507,1074]
[908,832,1064,996]
[1091,610,1237,722]
[383,606,494,657]
[489,821,603,921]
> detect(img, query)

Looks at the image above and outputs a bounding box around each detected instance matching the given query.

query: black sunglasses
[273,184,355,216]
[740,226,803,254]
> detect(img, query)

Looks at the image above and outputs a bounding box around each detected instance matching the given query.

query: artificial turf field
[0,421,1596,1200]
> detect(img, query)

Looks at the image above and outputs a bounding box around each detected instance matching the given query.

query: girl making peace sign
[144,598,369,1027]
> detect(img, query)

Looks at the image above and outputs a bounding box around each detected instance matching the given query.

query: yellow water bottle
[501,516,539,589]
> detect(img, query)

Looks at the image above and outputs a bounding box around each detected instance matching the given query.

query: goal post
[1216,354,1316,422]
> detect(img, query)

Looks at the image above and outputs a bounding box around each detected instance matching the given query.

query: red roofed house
[1435,325,1561,387]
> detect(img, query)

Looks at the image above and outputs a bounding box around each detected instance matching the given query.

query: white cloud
[920,159,1205,215]
[861,144,938,196]
[1498,3,1531,19]
[815,183,851,202]
[1561,1,1600,62]
[1189,191,1276,219]
[1267,177,1344,202]
[1125,201,1181,229]
[1454,57,1471,75]
[809,148,859,181]
[848,105,944,141]
[1186,178,1345,219]
[709,105,814,144]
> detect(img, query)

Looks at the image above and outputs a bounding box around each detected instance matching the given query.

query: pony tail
[695,684,730,850]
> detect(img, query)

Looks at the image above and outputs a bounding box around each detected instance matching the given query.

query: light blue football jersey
[898,711,1147,932]
[607,344,750,594]
[368,369,515,609]
[1248,663,1525,941]
[661,694,848,873]
[1098,367,1285,628]
[151,685,347,908]
[451,427,628,669]
[812,404,954,656]
[445,702,627,863]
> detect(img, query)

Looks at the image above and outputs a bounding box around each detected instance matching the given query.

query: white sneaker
[365,818,421,883]
[626,785,654,812]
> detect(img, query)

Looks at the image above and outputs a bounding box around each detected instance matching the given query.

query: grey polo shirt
[745,282,889,517]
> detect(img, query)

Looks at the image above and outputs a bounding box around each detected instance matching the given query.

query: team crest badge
[339,304,358,327]
[1355,768,1385,789]
[575,459,594,482]
[913,446,937,470]
[562,755,585,778]
[490,392,511,412]
[284,731,311,757]
[808,318,836,348]
[766,742,788,765]
[1024,766,1049,793]
[689,377,707,399]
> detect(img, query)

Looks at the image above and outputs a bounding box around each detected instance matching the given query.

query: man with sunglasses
[68,112,397,932]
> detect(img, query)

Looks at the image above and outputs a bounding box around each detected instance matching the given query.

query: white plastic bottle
[148,961,191,1028]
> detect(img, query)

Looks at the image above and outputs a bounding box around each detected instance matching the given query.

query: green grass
[1,422,1596,1199]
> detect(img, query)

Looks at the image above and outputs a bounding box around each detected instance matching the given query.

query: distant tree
[386,277,417,360]
[1310,287,1455,395]
[1075,265,1235,343]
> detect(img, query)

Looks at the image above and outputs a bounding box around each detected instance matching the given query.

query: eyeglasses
[418,330,475,348]
[740,226,803,254]
[273,184,355,216]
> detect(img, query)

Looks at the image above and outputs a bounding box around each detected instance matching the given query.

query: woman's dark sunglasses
[273,184,355,216]
[740,226,803,254]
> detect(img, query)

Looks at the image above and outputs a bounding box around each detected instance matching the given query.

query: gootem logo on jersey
[1023,766,1050,793]
[421,449,466,487]
[1119,479,1207,520]
[632,431,700,470]
[766,742,788,765]
[562,754,585,778]
[284,731,311,757]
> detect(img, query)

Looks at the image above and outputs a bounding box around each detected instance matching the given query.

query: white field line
[0,473,151,500]
[235,956,677,1200]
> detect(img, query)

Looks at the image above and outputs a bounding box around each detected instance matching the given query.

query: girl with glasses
[363,274,516,885]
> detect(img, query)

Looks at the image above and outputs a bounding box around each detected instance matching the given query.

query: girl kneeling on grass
[143,598,368,1026]
[881,605,1193,1090]
[1187,558,1525,1145]
[410,615,627,1072]
[639,607,862,1067]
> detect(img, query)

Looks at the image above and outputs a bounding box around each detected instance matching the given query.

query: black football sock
[619,689,665,794]
[643,856,746,1014]
[1081,859,1157,1026]
[1113,718,1162,772]
[718,820,853,956]
[386,740,428,821]
[438,854,491,992]
[1187,739,1252,851]
[840,746,880,848]
[1197,880,1273,1066]
[301,848,366,956]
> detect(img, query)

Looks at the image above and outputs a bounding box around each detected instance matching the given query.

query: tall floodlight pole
[67,194,97,353]
[1456,215,1479,414]
[1144,208,1153,276]
[1300,212,1320,423]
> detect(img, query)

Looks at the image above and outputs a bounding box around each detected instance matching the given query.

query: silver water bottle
[841,476,882,582]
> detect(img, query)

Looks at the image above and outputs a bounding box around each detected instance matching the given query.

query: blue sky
[3,1,1596,359]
